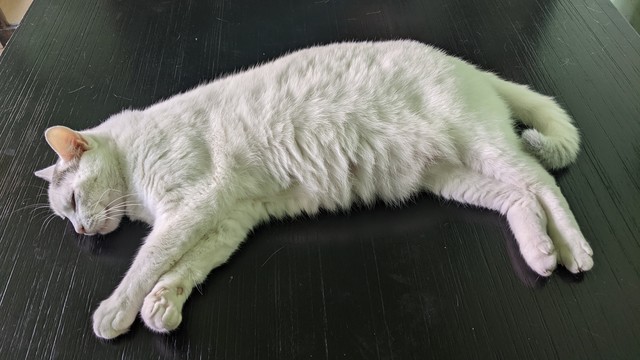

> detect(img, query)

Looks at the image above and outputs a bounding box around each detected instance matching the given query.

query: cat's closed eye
[70,192,76,211]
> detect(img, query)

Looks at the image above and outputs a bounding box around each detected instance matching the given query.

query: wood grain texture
[0,0,639,359]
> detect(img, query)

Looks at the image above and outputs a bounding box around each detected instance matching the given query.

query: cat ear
[44,126,89,161]
[34,165,55,182]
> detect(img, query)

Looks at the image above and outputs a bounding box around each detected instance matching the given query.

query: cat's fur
[34,40,593,339]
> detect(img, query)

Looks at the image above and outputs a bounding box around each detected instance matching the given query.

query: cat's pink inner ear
[44,126,89,161]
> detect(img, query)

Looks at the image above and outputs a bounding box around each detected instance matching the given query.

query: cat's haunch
[35,40,593,339]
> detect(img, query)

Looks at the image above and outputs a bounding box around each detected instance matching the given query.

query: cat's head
[35,126,126,235]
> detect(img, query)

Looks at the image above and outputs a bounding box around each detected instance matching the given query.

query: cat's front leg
[139,239,240,334]
[140,200,269,333]
[92,212,218,339]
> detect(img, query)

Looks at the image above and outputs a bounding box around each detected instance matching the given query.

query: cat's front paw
[92,295,139,339]
[521,237,558,277]
[141,282,187,333]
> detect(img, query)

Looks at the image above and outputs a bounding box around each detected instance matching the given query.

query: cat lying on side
[35,40,593,339]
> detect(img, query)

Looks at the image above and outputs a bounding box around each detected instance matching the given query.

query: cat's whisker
[96,202,141,217]
[41,212,55,224]
[29,206,55,215]
[31,210,55,220]
[104,192,134,209]
[90,199,142,224]
[105,211,127,216]
[25,184,50,192]
[107,200,140,208]
[41,213,59,232]
[30,207,55,218]
[96,206,140,221]
[112,203,142,212]
[92,189,129,213]
[27,209,53,219]
[14,203,51,212]
[94,206,135,223]
[97,210,128,220]
[30,205,53,212]
[102,209,130,216]
[106,203,141,211]
[92,189,113,213]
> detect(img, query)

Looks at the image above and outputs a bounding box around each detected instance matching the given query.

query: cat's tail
[487,74,580,170]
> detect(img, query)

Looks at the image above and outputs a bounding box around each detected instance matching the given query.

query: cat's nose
[77,225,86,234]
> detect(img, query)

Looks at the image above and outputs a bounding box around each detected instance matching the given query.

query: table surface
[1,0,639,359]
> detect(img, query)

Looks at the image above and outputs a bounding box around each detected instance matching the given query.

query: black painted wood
[1,0,639,359]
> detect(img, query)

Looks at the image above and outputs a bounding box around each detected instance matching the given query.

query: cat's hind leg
[423,163,558,276]
[141,201,268,333]
[469,148,593,274]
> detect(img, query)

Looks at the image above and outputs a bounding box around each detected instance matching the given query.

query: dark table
[1,0,639,359]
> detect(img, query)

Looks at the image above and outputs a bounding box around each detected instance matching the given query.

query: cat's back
[120,40,458,135]
[220,40,462,139]
[230,40,455,102]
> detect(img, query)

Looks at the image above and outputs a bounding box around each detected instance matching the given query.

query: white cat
[34,40,593,339]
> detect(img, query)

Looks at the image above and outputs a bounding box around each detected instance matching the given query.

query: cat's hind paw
[141,282,186,333]
[92,295,138,339]
[548,225,594,274]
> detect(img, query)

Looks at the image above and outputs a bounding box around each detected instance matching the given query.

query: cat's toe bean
[141,284,185,333]
[92,296,138,339]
